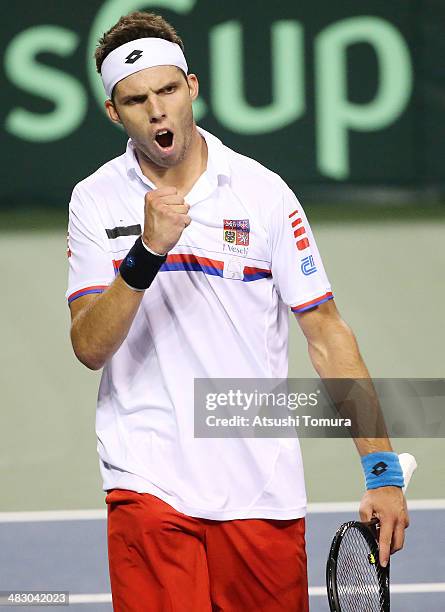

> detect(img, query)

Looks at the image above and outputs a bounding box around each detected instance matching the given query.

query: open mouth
[155,129,174,149]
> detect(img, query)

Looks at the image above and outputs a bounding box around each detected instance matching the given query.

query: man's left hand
[359,486,409,567]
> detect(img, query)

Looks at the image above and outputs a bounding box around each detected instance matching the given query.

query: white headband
[100,37,188,98]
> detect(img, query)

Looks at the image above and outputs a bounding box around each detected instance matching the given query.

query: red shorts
[106,489,309,611]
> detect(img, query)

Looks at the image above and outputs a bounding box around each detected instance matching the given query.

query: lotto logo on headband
[101,38,189,98]
[125,50,143,64]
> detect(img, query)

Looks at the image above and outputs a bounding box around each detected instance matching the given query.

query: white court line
[390,583,445,594]
[309,583,445,596]
[70,594,111,604]
[0,509,106,522]
[69,584,445,603]
[0,499,444,522]
[308,498,445,513]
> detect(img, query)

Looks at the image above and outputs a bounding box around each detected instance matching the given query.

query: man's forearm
[71,275,145,370]
[307,320,392,456]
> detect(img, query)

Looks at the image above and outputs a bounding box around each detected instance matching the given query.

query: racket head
[326,519,390,612]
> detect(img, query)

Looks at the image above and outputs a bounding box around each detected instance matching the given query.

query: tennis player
[66,11,409,611]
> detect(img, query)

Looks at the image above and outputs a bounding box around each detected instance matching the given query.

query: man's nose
[148,99,166,123]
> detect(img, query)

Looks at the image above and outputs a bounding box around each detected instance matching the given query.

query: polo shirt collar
[124,126,231,190]
[125,141,156,189]
[197,126,231,181]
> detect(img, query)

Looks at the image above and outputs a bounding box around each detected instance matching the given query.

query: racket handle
[398,453,417,493]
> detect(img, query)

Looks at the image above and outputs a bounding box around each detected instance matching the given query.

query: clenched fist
[142,187,191,255]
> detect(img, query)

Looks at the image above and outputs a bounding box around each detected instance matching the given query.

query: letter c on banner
[87,0,206,121]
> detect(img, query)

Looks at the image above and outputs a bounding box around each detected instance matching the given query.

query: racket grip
[398,453,417,493]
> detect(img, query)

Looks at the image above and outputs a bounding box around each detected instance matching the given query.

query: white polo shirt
[66,127,333,520]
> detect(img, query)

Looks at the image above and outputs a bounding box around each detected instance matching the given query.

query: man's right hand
[70,187,190,370]
[142,187,191,255]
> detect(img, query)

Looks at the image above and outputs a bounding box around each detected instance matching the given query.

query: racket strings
[336,526,384,611]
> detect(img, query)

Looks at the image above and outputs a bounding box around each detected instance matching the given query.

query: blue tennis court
[1,502,443,611]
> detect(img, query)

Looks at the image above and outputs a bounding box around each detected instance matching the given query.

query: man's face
[106,65,199,169]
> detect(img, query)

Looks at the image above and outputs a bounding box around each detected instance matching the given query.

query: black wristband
[119,237,167,290]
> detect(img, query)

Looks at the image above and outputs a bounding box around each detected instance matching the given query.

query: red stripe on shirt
[243,265,272,277]
[296,238,310,250]
[113,254,270,277]
[291,291,333,312]
[113,253,225,274]
[294,227,306,238]
[166,253,224,270]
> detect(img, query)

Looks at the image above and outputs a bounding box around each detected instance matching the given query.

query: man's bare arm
[295,299,391,455]
[70,278,145,370]
[295,298,409,566]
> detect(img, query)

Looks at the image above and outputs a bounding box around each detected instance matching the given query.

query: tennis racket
[326,453,417,612]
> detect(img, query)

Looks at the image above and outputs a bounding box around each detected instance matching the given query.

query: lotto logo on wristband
[361,452,404,490]
[119,237,166,291]
[371,461,388,476]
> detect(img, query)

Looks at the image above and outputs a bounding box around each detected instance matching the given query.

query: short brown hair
[95,11,184,74]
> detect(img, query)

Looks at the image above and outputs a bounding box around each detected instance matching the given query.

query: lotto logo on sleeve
[288,209,310,251]
[224,219,250,246]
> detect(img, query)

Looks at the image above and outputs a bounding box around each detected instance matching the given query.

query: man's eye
[164,86,176,94]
